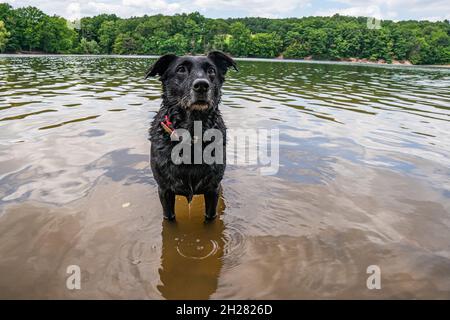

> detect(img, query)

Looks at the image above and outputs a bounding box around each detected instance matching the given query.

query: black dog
[146,51,237,221]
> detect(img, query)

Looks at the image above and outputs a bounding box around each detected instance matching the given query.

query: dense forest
[0,3,449,65]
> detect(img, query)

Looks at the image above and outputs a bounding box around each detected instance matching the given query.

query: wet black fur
[146,51,237,221]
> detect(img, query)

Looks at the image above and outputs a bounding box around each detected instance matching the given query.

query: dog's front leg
[158,188,176,220]
[204,189,219,220]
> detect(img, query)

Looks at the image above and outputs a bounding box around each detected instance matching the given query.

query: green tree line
[1,3,449,64]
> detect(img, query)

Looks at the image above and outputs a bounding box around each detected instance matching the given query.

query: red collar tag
[160,115,178,139]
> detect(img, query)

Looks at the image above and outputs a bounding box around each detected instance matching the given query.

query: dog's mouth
[181,89,214,111]
[189,100,209,111]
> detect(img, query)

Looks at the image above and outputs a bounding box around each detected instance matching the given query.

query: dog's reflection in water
[158,193,226,299]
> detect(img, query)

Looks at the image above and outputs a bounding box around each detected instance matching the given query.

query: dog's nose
[193,79,210,93]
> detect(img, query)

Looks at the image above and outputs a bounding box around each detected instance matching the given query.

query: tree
[75,37,100,54]
[250,33,282,58]
[13,6,46,51]
[79,14,118,42]
[40,16,76,53]
[284,41,309,59]
[211,34,230,52]
[0,3,12,22]
[0,20,9,52]
[204,19,229,51]
[98,20,117,54]
[228,22,252,57]
[0,5,449,65]
[185,17,202,53]
[158,33,189,55]
[113,33,138,54]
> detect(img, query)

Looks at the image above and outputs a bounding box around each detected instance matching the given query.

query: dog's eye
[176,65,187,74]
[207,67,216,75]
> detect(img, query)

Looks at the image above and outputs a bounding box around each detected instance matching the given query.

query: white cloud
[3,0,188,17]
[66,2,81,21]
[318,0,450,21]
[83,0,186,16]
[316,5,397,20]
[193,0,308,18]
[3,0,450,20]
[3,0,309,18]
[122,0,182,13]
[316,5,382,19]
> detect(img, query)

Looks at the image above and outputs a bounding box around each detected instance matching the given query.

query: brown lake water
[0,55,449,299]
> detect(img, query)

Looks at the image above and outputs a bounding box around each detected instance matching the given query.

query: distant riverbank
[1,6,449,66]
[290,55,411,66]
[2,52,449,68]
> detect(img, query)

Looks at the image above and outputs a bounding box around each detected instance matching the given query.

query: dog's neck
[161,102,221,130]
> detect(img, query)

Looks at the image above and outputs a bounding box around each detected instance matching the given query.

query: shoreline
[1,52,449,68]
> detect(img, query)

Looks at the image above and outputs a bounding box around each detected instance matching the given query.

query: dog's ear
[207,51,238,75]
[145,54,178,79]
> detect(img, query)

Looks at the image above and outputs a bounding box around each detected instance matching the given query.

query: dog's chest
[150,113,226,195]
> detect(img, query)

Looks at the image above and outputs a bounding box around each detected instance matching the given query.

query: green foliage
[75,38,100,54]
[0,5,449,65]
[40,16,77,53]
[250,33,283,58]
[113,33,139,54]
[158,33,190,55]
[0,3,12,22]
[79,14,118,43]
[1,5,76,53]
[0,20,9,52]
[99,20,118,54]
[13,6,46,51]
[228,22,252,56]
[211,34,230,52]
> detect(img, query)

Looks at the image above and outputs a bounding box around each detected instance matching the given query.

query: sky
[3,0,450,22]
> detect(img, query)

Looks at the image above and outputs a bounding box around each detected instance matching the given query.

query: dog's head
[145,51,238,111]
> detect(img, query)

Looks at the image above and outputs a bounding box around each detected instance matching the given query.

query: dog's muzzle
[190,79,211,111]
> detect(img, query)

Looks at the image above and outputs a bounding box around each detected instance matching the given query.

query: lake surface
[0,55,449,299]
